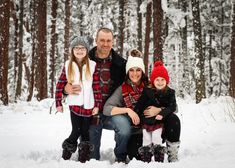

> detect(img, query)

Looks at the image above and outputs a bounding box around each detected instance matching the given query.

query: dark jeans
[89,113,131,160]
[162,113,181,143]
[66,111,92,144]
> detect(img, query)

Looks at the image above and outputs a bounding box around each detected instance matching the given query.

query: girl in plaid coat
[55,36,99,162]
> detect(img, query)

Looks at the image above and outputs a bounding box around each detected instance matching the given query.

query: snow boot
[153,144,166,162]
[138,145,153,163]
[78,141,94,163]
[62,140,77,160]
[166,140,180,162]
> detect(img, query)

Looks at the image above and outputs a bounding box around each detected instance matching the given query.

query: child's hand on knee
[56,106,63,113]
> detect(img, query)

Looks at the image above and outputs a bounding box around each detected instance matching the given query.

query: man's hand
[65,83,81,94]
[144,106,161,118]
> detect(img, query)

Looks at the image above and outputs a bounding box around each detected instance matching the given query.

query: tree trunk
[27,0,36,101]
[64,0,71,62]
[191,0,205,103]
[13,3,19,98]
[152,0,163,61]
[179,0,190,97]
[0,0,10,105]
[49,0,58,98]
[137,0,143,52]
[117,0,125,56]
[144,1,152,76]
[208,29,214,96]
[230,1,235,98]
[35,0,47,100]
[15,0,24,99]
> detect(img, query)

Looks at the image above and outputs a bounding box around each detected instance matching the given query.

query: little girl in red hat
[134,61,180,163]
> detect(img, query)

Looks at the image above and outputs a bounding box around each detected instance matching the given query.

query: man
[64,28,129,162]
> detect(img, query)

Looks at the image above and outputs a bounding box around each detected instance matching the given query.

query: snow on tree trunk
[117,0,125,55]
[15,0,24,99]
[230,2,235,98]
[63,0,71,62]
[49,0,58,98]
[191,0,206,103]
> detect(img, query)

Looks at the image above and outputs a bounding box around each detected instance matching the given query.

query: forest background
[0,0,235,105]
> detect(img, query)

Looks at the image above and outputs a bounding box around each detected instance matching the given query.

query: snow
[0,97,235,168]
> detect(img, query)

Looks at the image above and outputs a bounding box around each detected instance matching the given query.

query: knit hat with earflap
[70,36,90,51]
[150,61,170,84]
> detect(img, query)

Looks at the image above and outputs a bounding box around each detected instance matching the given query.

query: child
[134,61,177,162]
[55,36,99,163]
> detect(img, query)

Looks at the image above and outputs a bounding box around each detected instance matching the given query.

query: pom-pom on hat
[150,61,170,84]
[70,36,90,51]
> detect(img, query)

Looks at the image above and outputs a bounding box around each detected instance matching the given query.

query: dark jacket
[134,86,176,125]
[89,47,126,98]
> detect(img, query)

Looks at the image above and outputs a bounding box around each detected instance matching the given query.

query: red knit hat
[150,61,170,84]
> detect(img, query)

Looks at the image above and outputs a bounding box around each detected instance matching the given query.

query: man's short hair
[96,27,114,39]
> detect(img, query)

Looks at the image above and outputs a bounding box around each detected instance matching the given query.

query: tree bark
[152,0,163,61]
[35,0,47,100]
[15,0,24,99]
[13,3,19,97]
[230,1,235,98]
[49,0,58,98]
[191,0,205,103]
[179,0,190,97]
[144,1,152,76]
[117,0,125,56]
[27,0,36,101]
[0,0,10,105]
[64,0,71,62]
[137,0,143,52]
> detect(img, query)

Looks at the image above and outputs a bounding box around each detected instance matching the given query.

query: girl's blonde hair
[67,48,91,83]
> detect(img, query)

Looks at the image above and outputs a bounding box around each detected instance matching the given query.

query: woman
[104,49,181,163]
[103,49,149,162]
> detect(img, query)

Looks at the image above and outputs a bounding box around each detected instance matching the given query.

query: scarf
[122,80,144,110]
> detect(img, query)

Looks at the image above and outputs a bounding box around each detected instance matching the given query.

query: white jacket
[65,59,96,109]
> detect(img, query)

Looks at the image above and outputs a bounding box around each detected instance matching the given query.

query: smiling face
[128,67,143,85]
[95,30,113,58]
[72,45,87,61]
[153,77,167,90]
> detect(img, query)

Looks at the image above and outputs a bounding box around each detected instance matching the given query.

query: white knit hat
[125,55,145,74]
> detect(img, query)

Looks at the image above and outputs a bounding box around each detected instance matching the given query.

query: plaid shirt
[92,57,112,111]
[55,67,100,117]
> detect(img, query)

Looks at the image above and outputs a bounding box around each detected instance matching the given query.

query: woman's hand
[144,106,161,118]
[126,108,140,125]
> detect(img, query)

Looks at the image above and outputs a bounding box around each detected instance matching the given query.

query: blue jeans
[89,113,131,160]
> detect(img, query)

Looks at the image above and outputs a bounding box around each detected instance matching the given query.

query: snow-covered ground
[0,96,235,168]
